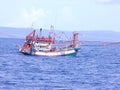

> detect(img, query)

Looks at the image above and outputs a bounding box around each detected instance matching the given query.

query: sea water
[0,38,120,90]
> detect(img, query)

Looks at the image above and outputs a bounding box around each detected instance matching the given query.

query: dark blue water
[0,38,120,90]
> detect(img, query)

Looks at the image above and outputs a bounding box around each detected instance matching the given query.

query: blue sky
[0,0,120,31]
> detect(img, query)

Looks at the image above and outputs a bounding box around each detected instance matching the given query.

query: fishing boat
[19,27,80,56]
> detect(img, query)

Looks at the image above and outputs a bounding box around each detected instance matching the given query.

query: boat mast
[73,32,79,46]
[39,28,42,38]
[50,25,54,36]
[50,25,55,43]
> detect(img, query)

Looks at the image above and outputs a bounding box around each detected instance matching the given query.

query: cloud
[21,7,48,27]
[97,0,112,3]
[96,0,120,3]
[6,7,49,28]
[61,6,75,22]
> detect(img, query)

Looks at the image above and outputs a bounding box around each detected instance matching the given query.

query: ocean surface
[0,38,120,90]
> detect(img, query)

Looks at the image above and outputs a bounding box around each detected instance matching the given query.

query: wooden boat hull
[19,48,78,56]
[35,49,77,56]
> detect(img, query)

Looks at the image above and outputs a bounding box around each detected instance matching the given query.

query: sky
[0,0,120,31]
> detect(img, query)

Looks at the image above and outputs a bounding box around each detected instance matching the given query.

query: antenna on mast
[50,24,54,30]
